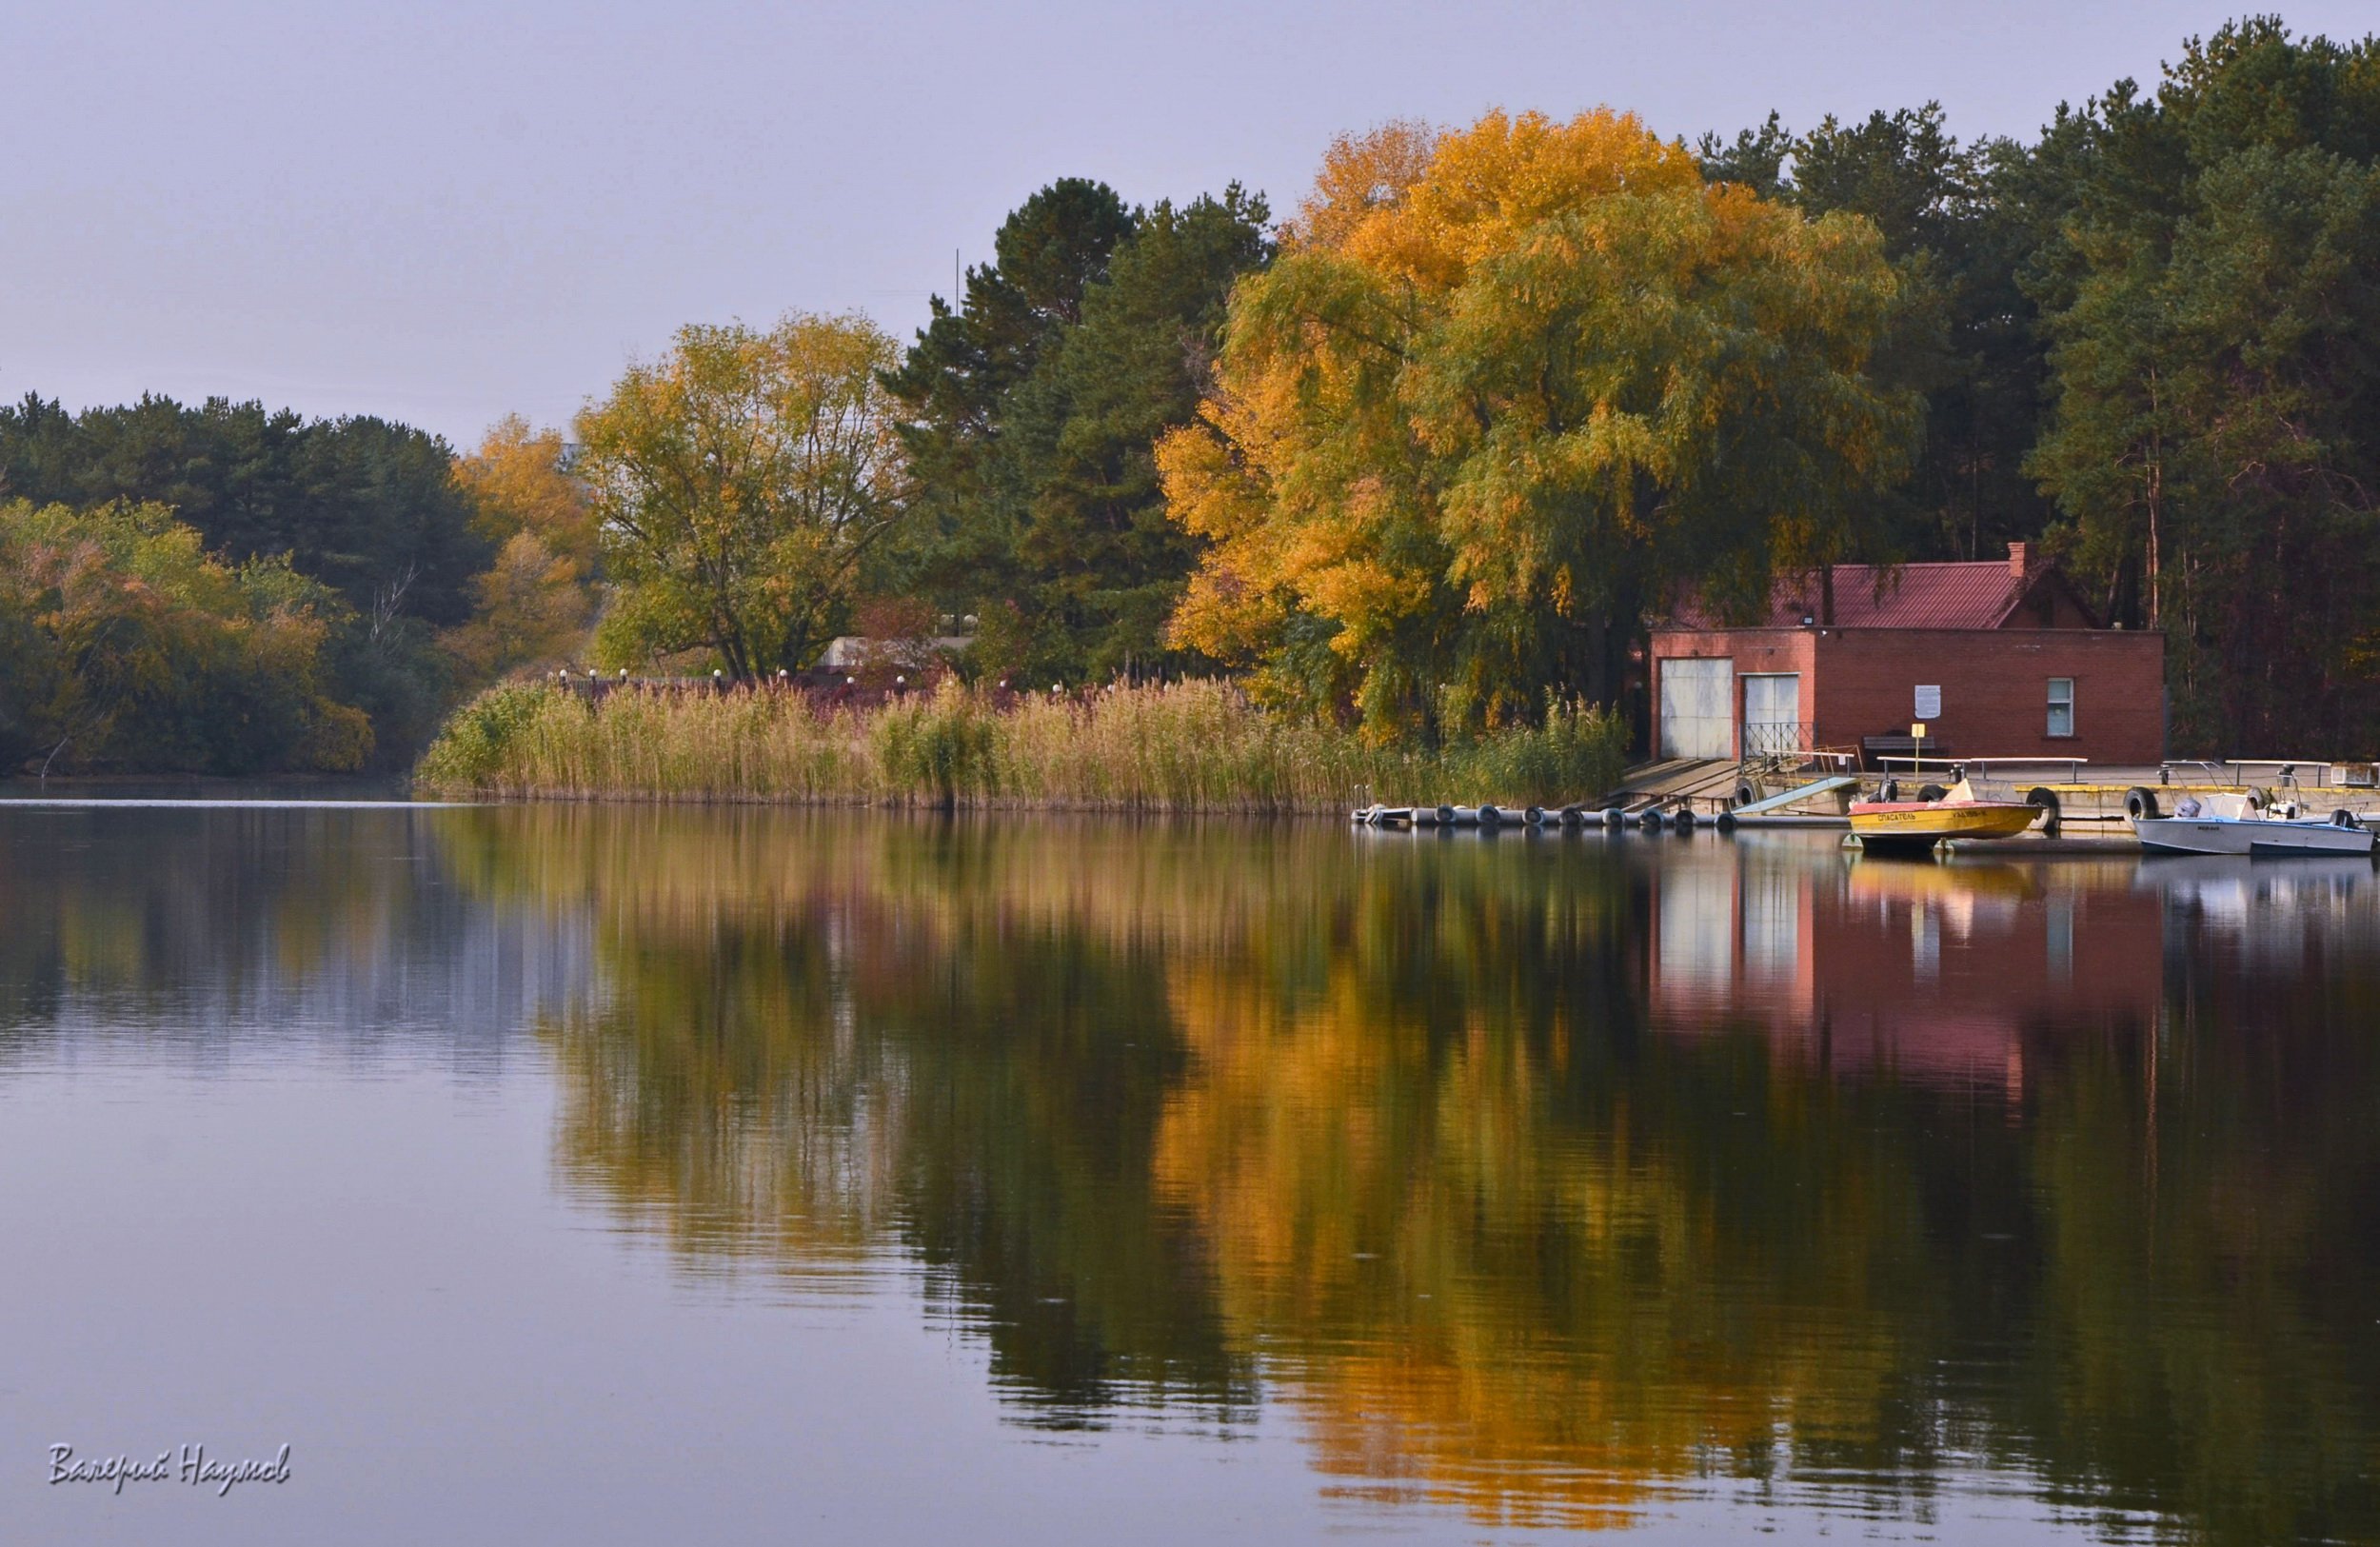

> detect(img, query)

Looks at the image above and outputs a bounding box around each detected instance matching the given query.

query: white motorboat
[2132,791,2375,857]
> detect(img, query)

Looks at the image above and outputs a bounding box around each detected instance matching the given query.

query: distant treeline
[0,401,591,775]
[10,15,2380,777]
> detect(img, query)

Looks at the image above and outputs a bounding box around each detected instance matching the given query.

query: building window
[2047,677,2075,738]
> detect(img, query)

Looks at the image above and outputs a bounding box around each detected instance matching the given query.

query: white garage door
[1741,673,1802,756]
[1658,657,1734,760]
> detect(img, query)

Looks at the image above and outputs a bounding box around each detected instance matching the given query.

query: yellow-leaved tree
[444,416,600,679]
[1159,109,1920,738]
[577,313,906,678]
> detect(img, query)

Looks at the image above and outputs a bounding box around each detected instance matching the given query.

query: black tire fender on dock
[1734,782,1756,809]
[2125,786,2161,820]
[2025,786,2063,835]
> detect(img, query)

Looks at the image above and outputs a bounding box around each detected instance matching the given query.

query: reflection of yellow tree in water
[1153,959,1924,1529]
[438,807,2380,1543]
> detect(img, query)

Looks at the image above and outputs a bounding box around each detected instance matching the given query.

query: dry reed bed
[414,679,1626,814]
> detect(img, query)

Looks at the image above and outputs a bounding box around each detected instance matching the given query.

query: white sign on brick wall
[1914,684,1942,720]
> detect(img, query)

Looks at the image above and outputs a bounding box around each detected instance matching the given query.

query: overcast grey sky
[6,1,2373,446]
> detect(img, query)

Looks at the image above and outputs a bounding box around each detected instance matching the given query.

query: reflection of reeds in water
[415,678,1626,812]
[544,1001,911,1291]
[466,803,906,1281]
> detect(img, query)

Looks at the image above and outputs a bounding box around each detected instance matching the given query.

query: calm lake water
[3,802,2376,1546]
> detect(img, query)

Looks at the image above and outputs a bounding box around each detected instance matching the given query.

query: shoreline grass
[413,679,1626,814]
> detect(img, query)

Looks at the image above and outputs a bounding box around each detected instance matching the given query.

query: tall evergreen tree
[2023,20,2380,750]
[877,180,1135,621]
[1696,111,1794,200]
[996,186,1274,682]
[1700,106,2054,565]
[877,178,1271,682]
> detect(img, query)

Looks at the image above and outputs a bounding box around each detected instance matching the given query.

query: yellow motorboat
[1850,775,2040,854]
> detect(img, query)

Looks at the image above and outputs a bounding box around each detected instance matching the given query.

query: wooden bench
[1860,735,1954,772]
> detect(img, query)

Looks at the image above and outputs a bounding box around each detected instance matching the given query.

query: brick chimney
[2008,541,2031,577]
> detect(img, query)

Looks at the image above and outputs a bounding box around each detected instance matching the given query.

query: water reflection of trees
[443,809,1268,1419]
[444,809,2380,1541]
[0,805,574,1066]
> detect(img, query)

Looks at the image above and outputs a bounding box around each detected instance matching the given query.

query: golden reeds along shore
[412,679,1626,814]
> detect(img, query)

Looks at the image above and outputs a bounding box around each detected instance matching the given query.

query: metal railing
[2167,759,2340,788]
[1875,754,2089,783]
[1739,721,1813,758]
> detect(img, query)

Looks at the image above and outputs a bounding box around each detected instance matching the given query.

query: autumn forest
[6,17,2378,776]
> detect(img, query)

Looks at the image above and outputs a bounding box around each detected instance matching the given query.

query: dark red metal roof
[1660,563,2088,631]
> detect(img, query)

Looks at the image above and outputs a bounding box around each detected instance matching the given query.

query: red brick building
[1651,545,2165,766]
[1648,845,2164,1091]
